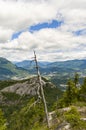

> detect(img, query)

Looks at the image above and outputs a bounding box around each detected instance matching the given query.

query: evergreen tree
[0,109,7,130]
[63,79,78,106]
[80,77,86,101]
[81,77,86,92]
[74,73,79,87]
[8,98,46,130]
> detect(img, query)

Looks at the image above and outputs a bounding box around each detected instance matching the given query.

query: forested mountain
[0,57,29,80]
[15,60,50,69]
[0,76,62,129]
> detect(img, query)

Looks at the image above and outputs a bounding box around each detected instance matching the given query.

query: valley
[0,57,86,130]
[15,59,86,90]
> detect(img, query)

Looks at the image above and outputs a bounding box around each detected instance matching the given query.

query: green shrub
[65,106,86,130]
[0,109,7,130]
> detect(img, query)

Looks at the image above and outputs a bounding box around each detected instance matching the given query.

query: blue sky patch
[73,29,86,36]
[29,20,63,32]
[11,31,22,40]
[11,20,63,40]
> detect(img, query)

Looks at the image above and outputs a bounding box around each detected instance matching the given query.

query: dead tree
[34,51,50,129]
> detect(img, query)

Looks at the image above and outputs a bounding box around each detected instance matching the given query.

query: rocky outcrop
[1,77,55,96]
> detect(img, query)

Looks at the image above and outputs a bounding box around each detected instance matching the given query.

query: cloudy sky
[0,0,86,62]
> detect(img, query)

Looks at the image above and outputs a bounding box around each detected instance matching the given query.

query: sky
[0,0,86,62]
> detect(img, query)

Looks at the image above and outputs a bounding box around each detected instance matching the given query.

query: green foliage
[73,101,86,107]
[56,98,66,108]
[65,106,80,126]
[32,125,49,130]
[65,106,86,130]
[44,83,62,111]
[0,57,29,80]
[82,77,86,92]
[79,77,86,101]
[74,73,79,87]
[57,75,86,107]
[0,105,20,120]
[7,98,45,130]
[0,78,31,90]
[0,109,7,130]
[63,80,78,106]
[0,80,17,90]
[2,92,20,101]
[0,94,34,120]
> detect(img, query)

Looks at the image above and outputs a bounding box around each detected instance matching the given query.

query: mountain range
[15,59,86,74]
[16,60,86,79]
[0,57,86,89]
[15,59,86,90]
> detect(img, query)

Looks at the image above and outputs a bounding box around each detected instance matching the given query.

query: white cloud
[0,27,14,42]
[0,0,57,41]
[0,0,86,61]
[0,28,86,61]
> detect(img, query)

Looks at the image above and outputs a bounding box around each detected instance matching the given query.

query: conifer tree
[74,73,79,87]
[80,77,86,101]
[64,79,78,106]
[0,109,7,130]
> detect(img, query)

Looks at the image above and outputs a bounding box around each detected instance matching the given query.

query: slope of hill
[0,77,62,106]
[15,60,50,70]
[48,59,86,70]
[0,76,62,122]
[0,57,29,80]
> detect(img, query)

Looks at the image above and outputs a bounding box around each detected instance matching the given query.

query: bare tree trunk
[34,51,50,129]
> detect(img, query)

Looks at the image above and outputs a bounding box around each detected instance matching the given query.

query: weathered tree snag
[34,51,50,129]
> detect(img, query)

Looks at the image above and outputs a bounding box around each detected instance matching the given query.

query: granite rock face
[1,77,55,96]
